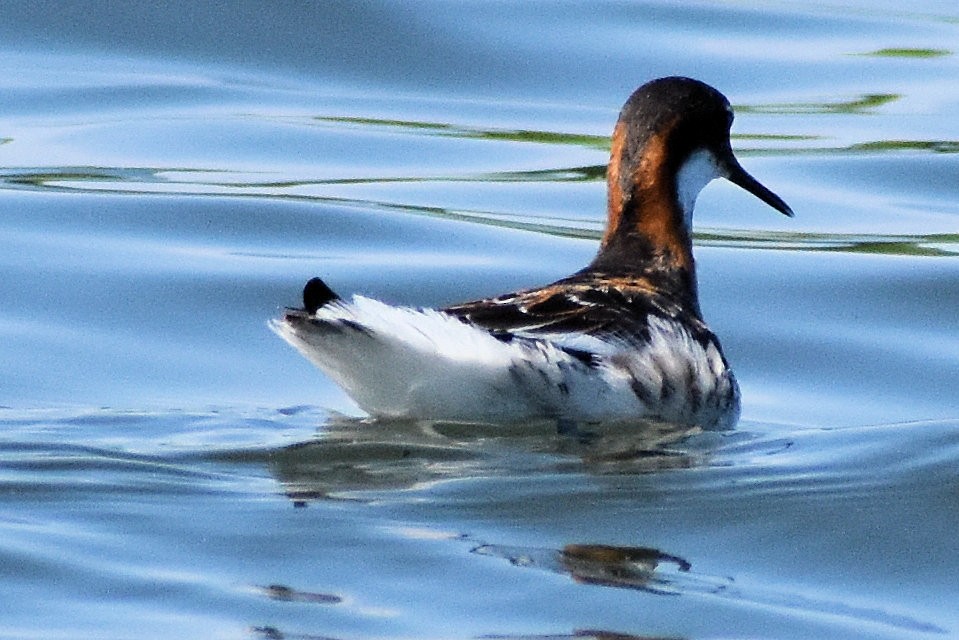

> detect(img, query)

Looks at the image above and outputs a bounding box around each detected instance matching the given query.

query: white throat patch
[675,148,722,229]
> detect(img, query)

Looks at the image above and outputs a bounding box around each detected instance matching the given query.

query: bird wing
[442,274,697,343]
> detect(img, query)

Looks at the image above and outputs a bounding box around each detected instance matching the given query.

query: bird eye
[725,104,734,127]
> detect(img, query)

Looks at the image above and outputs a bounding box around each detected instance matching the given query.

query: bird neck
[588,121,701,315]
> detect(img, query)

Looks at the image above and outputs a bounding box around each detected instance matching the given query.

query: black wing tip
[303,277,340,314]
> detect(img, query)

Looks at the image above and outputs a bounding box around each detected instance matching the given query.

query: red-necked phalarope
[271,77,793,430]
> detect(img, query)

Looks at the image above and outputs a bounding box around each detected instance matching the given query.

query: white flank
[271,295,639,423]
[271,295,738,428]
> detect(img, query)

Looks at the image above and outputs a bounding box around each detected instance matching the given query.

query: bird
[271,76,793,431]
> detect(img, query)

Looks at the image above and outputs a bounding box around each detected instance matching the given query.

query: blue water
[2,2,959,638]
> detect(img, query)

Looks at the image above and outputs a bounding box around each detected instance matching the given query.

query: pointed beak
[720,153,794,217]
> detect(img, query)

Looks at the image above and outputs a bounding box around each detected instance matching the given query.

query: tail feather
[302,277,340,314]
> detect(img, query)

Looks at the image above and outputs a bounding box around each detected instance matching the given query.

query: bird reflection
[266,416,708,503]
[472,542,695,596]
[480,629,682,640]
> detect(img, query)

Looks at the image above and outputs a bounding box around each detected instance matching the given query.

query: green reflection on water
[4,107,959,261]
[736,139,959,157]
[0,167,178,189]
[861,47,951,58]
[696,229,959,257]
[407,209,959,258]
[737,93,899,115]
[734,133,821,142]
[1,166,957,258]
[316,113,959,158]
[316,116,609,150]
[850,139,959,153]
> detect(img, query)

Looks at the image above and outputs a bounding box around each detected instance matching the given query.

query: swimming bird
[271,77,792,430]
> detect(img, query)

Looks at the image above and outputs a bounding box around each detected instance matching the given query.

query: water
[1,2,958,638]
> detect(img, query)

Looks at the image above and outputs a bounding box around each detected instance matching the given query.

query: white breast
[675,148,722,228]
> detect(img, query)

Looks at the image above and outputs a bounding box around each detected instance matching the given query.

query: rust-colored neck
[600,120,692,268]
[590,119,699,313]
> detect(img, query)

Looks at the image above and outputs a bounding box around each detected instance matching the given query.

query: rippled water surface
[2,2,958,638]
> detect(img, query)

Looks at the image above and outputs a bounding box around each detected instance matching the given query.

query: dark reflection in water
[472,538,944,636]
[262,414,955,637]
[251,624,345,640]
[256,584,342,605]
[481,631,681,640]
[473,542,694,596]
[2,409,954,638]
[250,626,676,640]
[267,417,705,503]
